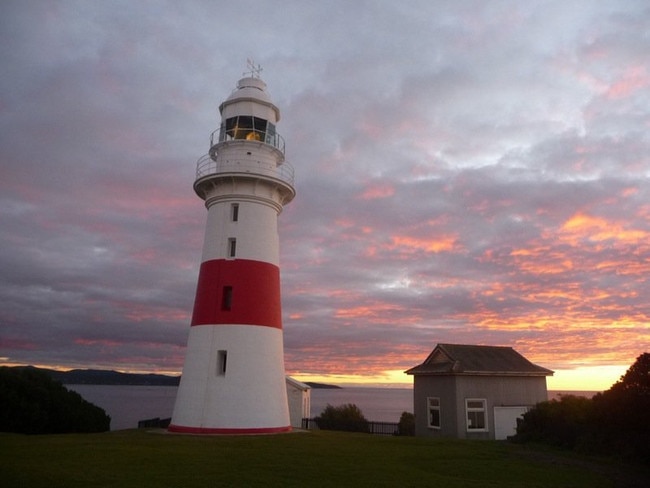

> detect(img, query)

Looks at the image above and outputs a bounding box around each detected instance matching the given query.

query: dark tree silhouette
[587,353,650,462]
[314,403,370,433]
[0,366,110,434]
[608,353,650,395]
[513,353,649,463]
[397,411,415,436]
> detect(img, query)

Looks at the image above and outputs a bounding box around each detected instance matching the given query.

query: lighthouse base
[167,424,292,435]
[169,324,291,434]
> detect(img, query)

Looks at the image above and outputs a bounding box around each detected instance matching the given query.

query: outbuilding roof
[285,376,311,391]
[405,343,553,377]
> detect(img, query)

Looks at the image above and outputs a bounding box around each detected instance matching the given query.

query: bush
[397,411,415,436]
[512,395,592,448]
[0,366,111,434]
[512,353,649,463]
[585,353,650,462]
[314,403,370,433]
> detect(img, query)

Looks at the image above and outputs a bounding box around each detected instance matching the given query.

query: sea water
[66,385,596,431]
[67,385,178,431]
[66,385,413,430]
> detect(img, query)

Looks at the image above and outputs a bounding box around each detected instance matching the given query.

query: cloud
[1,0,649,390]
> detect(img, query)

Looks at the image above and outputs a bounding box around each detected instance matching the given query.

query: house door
[493,406,528,440]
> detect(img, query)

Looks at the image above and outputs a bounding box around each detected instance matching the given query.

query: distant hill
[14,366,181,386]
[10,366,340,388]
[305,382,342,389]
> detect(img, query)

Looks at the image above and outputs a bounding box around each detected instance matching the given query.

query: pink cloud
[605,66,650,100]
[357,184,395,200]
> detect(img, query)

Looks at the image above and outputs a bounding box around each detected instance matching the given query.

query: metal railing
[301,418,404,436]
[138,417,171,429]
[195,154,295,187]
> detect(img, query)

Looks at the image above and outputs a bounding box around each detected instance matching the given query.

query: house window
[427,397,441,429]
[228,238,236,258]
[217,350,227,376]
[221,286,233,311]
[231,203,239,222]
[465,399,487,431]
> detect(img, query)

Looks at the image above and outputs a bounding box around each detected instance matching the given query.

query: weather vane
[244,58,263,78]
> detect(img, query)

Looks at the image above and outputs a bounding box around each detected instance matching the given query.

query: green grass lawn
[1,429,647,487]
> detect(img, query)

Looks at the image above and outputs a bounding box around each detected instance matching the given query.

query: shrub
[397,411,415,436]
[314,403,370,433]
[512,395,592,448]
[585,353,650,462]
[513,353,649,463]
[0,366,111,434]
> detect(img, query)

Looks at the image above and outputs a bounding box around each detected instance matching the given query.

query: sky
[1,0,649,391]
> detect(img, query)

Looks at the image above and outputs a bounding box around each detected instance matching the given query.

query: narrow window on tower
[217,350,228,376]
[228,238,237,258]
[221,286,233,311]
[231,203,239,222]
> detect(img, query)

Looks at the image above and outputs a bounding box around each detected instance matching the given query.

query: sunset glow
[292,366,625,392]
[1,1,648,393]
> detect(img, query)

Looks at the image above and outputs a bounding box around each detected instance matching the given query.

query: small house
[286,377,311,429]
[406,343,553,440]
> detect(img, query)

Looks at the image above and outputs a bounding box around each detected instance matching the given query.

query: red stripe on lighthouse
[191,259,282,328]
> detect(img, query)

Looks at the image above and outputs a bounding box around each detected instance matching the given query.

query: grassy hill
[2,429,647,487]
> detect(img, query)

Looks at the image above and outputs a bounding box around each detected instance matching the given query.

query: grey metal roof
[405,343,553,376]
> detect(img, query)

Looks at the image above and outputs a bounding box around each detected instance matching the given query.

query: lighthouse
[169,66,295,434]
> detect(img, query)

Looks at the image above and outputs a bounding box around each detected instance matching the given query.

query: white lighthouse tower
[169,65,295,434]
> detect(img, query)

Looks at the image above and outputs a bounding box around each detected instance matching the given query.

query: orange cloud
[558,212,648,245]
[509,246,574,274]
[335,302,406,320]
[389,234,458,253]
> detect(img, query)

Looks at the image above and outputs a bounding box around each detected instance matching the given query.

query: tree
[512,353,650,463]
[314,403,370,433]
[0,366,111,434]
[512,395,593,448]
[608,353,650,396]
[587,353,650,462]
[397,411,415,436]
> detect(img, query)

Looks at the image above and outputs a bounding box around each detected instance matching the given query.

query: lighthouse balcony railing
[195,154,295,187]
[210,126,285,155]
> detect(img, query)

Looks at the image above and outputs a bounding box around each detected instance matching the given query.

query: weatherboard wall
[413,374,548,440]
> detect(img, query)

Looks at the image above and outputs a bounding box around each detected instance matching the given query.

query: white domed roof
[219,76,280,120]
[224,77,273,105]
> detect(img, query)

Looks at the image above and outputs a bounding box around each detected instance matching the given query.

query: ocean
[67,384,179,431]
[66,385,597,431]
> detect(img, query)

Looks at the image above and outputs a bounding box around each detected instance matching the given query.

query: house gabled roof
[405,343,553,377]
